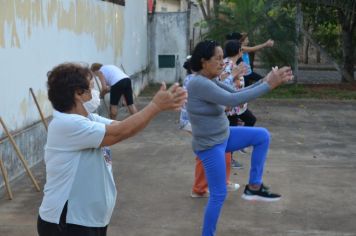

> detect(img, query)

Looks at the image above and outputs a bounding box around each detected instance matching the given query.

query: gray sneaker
[231,158,243,169]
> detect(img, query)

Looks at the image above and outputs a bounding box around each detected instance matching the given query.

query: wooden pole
[294,0,302,83]
[0,117,40,192]
[301,27,354,82]
[120,64,126,73]
[29,88,48,131]
[0,158,13,200]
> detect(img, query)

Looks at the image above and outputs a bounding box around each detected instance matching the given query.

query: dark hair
[90,63,103,72]
[190,40,220,72]
[226,32,248,43]
[183,59,192,74]
[47,63,92,112]
[226,32,242,41]
[224,40,241,58]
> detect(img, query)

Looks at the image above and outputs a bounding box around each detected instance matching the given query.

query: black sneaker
[241,184,281,202]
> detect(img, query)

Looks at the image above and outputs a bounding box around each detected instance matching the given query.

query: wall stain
[0,0,124,57]
[20,98,28,118]
[34,90,52,115]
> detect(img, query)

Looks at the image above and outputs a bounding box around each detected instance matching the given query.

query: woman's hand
[99,86,110,98]
[264,66,293,89]
[232,63,247,79]
[264,39,274,47]
[219,71,230,81]
[151,82,188,111]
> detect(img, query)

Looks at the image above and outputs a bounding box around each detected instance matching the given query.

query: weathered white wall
[149,12,187,84]
[155,0,181,12]
[0,0,148,186]
[0,0,148,137]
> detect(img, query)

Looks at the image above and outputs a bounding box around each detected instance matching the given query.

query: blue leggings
[195,126,270,236]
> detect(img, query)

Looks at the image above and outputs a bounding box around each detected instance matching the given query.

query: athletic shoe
[239,148,248,154]
[231,158,244,169]
[191,191,209,198]
[227,182,240,192]
[241,184,281,202]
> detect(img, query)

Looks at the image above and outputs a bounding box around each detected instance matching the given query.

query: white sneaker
[227,182,240,192]
[239,148,248,154]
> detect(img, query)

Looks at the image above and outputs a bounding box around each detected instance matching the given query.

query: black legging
[37,202,108,236]
[244,72,263,87]
[227,109,256,127]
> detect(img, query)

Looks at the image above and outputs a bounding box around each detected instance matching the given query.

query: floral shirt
[221,58,247,116]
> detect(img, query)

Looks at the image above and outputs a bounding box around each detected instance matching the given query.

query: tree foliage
[300,0,355,81]
[198,0,296,69]
[195,0,355,81]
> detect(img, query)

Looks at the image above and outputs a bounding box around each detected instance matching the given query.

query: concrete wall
[155,0,181,12]
[0,0,148,187]
[189,4,204,52]
[149,12,187,84]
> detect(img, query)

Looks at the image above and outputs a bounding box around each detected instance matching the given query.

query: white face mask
[83,89,101,113]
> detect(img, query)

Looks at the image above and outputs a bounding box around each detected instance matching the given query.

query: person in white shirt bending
[91,63,138,120]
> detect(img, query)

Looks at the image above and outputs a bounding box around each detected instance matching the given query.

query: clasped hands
[152,82,188,111]
[264,66,293,89]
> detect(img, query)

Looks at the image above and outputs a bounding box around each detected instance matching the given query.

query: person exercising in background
[91,63,138,120]
[226,32,274,86]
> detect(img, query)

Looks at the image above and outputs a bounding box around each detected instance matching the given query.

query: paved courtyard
[0,97,355,236]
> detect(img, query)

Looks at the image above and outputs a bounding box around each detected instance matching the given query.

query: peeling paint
[0,0,149,138]
[19,98,28,117]
[0,0,124,57]
[34,89,52,115]
[0,121,46,186]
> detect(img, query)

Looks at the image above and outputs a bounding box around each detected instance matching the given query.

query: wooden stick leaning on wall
[0,117,40,192]
[93,76,110,114]
[29,88,48,131]
[0,157,13,200]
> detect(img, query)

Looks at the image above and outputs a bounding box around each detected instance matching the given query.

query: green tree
[199,0,296,69]
[197,0,221,22]
[300,0,355,82]
[196,0,355,82]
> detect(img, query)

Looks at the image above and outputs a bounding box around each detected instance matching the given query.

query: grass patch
[262,84,356,100]
[140,83,356,100]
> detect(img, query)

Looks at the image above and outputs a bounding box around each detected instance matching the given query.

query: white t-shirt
[39,111,116,227]
[99,65,129,86]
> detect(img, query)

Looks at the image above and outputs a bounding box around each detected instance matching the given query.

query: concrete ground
[0,97,356,236]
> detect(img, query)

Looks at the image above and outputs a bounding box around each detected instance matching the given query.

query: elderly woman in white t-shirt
[91,63,138,120]
[37,63,187,236]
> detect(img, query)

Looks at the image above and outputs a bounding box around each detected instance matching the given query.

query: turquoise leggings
[195,126,270,236]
